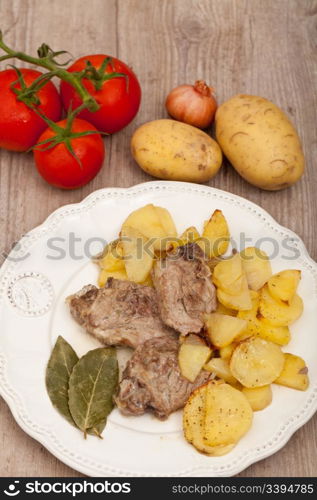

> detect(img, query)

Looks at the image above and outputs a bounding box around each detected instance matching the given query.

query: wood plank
[0,0,316,477]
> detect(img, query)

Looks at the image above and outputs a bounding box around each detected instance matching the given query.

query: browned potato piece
[274,353,309,391]
[183,384,235,456]
[219,343,237,360]
[242,385,273,411]
[268,270,301,303]
[213,253,244,295]
[121,226,154,283]
[200,210,230,259]
[259,285,303,326]
[204,313,247,347]
[180,226,201,245]
[230,336,284,388]
[96,239,125,272]
[215,301,237,317]
[258,319,291,346]
[237,290,260,338]
[217,285,252,311]
[240,247,272,290]
[122,203,177,251]
[98,268,128,287]
[204,357,238,386]
[178,335,212,383]
[204,382,253,447]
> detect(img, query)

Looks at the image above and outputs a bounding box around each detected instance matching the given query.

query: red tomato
[60,54,141,134]
[33,118,105,189]
[0,68,62,152]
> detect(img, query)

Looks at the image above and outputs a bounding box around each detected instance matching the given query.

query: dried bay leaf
[46,336,79,425]
[68,347,118,438]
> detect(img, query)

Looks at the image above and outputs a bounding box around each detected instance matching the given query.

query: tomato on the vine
[60,54,141,134]
[0,68,62,152]
[33,118,105,189]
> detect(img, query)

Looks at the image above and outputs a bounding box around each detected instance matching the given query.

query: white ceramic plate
[0,181,316,477]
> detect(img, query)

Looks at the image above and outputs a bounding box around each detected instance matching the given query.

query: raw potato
[131,119,223,183]
[204,382,253,447]
[230,336,284,388]
[242,385,273,411]
[259,285,303,326]
[268,270,301,303]
[200,210,230,258]
[240,247,272,290]
[121,226,154,283]
[274,353,309,391]
[178,335,211,383]
[122,204,177,251]
[215,94,305,190]
[183,384,235,456]
[204,357,238,386]
[204,313,247,347]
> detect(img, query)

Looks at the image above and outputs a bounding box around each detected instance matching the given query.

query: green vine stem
[0,31,99,112]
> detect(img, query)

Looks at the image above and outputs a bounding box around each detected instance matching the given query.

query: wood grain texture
[0,0,316,477]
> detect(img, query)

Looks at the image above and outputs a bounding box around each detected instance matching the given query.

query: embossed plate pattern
[0,181,317,477]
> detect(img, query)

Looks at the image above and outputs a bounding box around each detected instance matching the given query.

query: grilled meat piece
[152,243,217,335]
[67,278,176,349]
[115,337,210,419]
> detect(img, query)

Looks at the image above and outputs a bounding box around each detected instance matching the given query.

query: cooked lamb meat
[152,243,217,335]
[67,278,176,349]
[115,337,210,419]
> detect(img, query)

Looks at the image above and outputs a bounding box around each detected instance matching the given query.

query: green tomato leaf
[46,336,79,425]
[68,347,118,438]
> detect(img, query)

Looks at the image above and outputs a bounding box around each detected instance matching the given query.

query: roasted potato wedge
[240,247,272,290]
[155,206,177,239]
[259,285,303,326]
[274,353,309,391]
[204,381,253,447]
[204,357,238,386]
[217,286,252,311]
[213,253,244,294]
[96,239,125,272]
[258,319,291,346]
[121,226,154,283]
[183,384,235,456]
[237,290,260,338]
[215,301,237,317]
[180,226,201,245]
[178,335,212,383]
[98,268,128,287]
[230,336,284,388]
[204,313,247,347]
[219,343,237,360]
[122,204,177,251]
[241,385,273,411]
[268,270,301,303]
[200,210,230,259]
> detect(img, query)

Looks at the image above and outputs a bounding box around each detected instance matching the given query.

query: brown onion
[165,81,217,129]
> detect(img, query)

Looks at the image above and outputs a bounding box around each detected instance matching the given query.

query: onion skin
[165,81,217,129]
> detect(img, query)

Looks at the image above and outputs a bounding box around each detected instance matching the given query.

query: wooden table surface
[0,0,316,477]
